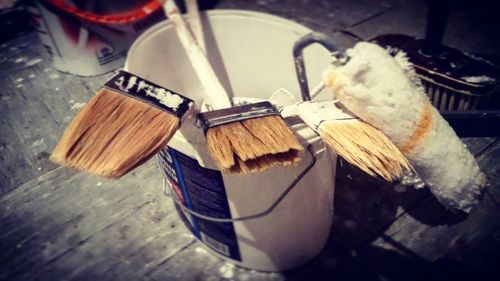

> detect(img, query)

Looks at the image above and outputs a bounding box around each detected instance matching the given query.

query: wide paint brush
[51,71,193,177]
[163,0,304,174]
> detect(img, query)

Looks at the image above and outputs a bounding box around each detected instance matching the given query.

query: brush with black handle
[51,71,194,178]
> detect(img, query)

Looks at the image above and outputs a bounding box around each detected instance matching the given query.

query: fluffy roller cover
[323,42,487,213]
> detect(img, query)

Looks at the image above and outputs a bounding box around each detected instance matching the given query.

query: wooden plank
[467,137,500,205]
[347,0,500,57]
[461,137,497,156]
[215,0,360,49]
[0,31,44,74]
[354,139,500,278]
[353,234,484,280]
[216,0,398,36]
[35,201,195,281]
[438,2,500,57]
[330,160,428,250]
[0,159,190,281]
[147,237,377,281]
[346,0,427,41]
[330,137,496,250]
[0,32,115,195]
[244,0,396,29]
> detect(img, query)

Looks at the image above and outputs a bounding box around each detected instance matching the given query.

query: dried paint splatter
[219,263,235,279]
[25,58,43,67]
[70,102,86,110]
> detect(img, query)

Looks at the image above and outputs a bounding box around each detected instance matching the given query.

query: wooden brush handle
[162,0,232,109]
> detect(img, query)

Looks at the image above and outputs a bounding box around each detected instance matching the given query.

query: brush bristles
[206,115,304,174]
[318,119,411,181]
[50,89,180,178]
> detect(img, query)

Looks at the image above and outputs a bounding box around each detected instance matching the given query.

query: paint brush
[50,71,193,178]
[297,100,411,181]
[163,0,304,174]
[293,32,411,181]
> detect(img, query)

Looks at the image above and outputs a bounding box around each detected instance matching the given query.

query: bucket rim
[124,9,314,71]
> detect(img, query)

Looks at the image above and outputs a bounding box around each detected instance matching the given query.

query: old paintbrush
[293,32,411,181]
[297,100,411,181]
[163,0,304,174]
[50,71,194,177]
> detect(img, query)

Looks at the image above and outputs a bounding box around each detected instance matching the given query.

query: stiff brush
[163,0,303,174]
[51,71,193,177]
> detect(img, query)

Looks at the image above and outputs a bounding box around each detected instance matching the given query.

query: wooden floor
[1,0,499,280]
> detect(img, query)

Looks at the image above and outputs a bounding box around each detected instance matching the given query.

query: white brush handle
[163,0,232,109]
[186,0,206,53]
[297,101,355,130]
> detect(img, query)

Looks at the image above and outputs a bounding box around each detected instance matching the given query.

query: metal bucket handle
[293,32,339,101]
[158,145,317,222]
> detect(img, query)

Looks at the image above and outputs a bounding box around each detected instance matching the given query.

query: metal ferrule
[197,101,280,132]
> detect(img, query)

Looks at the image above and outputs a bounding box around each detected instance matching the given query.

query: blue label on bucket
[159,147,241,261]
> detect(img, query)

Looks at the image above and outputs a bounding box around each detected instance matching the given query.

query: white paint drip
[16,84,24,88]
[219,263,235,279]
[116,75,185,110]
[71,102,86,110]
[194,247,208,254]
[14,57,26,63]
[32,139,45,146]
[29,73,36,79]
[15,78,24,83]
[48,72,60,80]
[25,58,43,67]
[462,75,495,83]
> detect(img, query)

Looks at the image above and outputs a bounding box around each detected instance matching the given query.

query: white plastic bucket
[125,10,336,272]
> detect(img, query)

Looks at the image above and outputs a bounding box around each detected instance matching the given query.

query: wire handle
[293,32,339,102]
[158,145,317,222]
